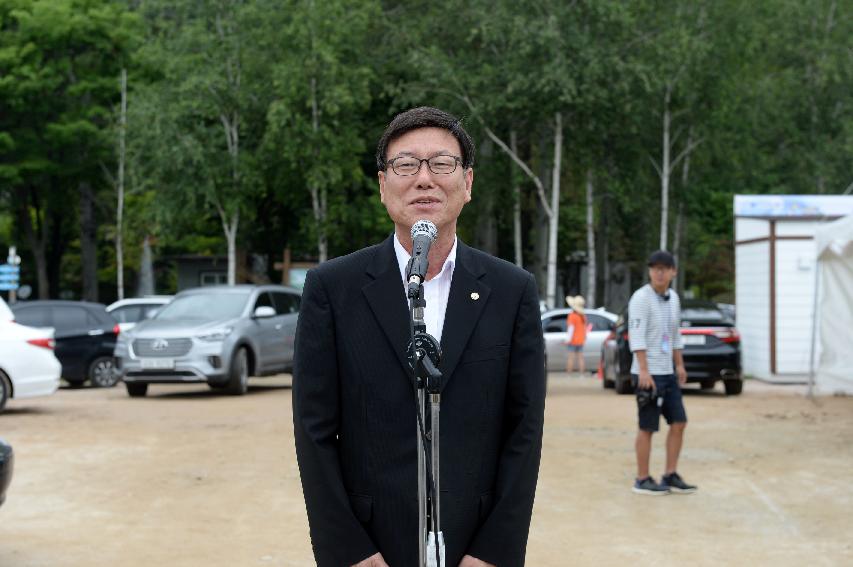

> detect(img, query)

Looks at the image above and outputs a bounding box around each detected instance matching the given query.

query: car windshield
[154,291,249,321]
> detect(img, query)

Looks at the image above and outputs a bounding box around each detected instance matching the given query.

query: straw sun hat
[567,295,585,313]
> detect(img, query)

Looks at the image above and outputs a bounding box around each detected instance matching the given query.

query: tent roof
[816,214,853,258]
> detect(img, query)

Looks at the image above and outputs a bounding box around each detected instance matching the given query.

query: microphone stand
[406,268,444,567]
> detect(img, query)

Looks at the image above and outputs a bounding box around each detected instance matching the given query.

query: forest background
[1,0,850,311]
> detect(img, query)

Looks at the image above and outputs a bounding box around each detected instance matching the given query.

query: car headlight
[196,327,234,342]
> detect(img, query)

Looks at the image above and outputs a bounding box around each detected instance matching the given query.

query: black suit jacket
[293,236,545,567]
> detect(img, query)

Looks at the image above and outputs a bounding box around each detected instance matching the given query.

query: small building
[734,194,853,381]
[173,255,230,290]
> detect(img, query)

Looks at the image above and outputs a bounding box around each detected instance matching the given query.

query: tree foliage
[0,0,850,305]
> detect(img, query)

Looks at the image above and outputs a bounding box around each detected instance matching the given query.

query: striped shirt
[628,284,683,375]
[394,233,457,342]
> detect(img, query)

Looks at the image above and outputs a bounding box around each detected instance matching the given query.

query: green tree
[0,0,139,299]
[262,0,380,263]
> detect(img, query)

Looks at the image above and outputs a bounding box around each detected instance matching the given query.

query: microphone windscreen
[411,219,438,243]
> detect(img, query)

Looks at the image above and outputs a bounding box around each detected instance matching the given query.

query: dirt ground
[1,374,852,567]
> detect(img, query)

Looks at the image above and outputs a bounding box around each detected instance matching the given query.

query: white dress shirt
[393,233,457,343]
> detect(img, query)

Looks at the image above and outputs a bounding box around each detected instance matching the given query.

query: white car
[107,296,173,333]
[541,307,618,373]
[0,297,61,412]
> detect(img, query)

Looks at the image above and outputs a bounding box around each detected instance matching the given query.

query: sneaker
[661,472,697,494]
[632,476,670,495]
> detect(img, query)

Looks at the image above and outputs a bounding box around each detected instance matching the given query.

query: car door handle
[88,329,105,336]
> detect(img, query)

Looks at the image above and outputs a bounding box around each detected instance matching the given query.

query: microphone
[407,220,438,288]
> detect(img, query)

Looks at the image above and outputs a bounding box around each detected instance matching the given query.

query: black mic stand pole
[406,268,443,567]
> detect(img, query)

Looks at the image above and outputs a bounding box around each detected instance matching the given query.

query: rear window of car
[53,306,91,332]
[111,305,144,323]
[12,306,50,327]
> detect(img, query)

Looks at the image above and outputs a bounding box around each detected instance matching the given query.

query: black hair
[375,106,475,172]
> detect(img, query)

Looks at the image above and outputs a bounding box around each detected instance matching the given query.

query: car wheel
[0,371,11,413]
[226,347,249,395]
[602,357,615,389]
[615,374,634,395]
[126,382,148,397]
[89,357,119,388]
[724,379,743,396]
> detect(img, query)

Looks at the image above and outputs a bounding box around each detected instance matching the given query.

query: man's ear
[378,170,386,204]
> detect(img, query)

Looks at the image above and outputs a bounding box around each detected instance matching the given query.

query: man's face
[648,264,677,289]
[378,127,473,238]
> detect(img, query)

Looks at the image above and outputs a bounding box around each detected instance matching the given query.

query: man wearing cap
[627,250,697,495]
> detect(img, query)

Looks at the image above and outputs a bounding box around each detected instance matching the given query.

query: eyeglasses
[387,155,462,176]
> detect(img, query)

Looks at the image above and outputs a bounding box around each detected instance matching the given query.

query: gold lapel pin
[470,292,480,301]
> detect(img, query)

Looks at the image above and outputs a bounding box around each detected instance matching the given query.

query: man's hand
[352,552,389,567]
[676,364,687,386]
[638,370,655,390]
[459,555,496,567]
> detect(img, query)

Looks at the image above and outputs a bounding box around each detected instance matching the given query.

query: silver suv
[114,285,300,397]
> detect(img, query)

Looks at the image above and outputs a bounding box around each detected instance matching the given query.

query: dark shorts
[632,374,687,432]
[566,344,583,352]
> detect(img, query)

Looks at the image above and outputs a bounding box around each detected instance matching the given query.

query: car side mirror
[253,306,276,318]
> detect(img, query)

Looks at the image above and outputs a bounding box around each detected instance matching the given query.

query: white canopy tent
[811,214,853,395]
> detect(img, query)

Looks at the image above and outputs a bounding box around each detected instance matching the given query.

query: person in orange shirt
[565,295,588,374]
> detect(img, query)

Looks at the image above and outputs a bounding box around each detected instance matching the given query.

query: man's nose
[413,161,436,187]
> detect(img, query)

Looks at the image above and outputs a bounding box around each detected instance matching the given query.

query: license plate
[140,358,175,370]
[682,335,706,346]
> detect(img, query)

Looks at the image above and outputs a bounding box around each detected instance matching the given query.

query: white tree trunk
[215,10,241,286]
[585,169,596,308]
[137,235,154,296]
[309,75,327,262]
[673,128,693,295]
[545,111,562,309]
[116,68,127,300]
[510,129,523,268]
[660,85,672,251]
[224,212,239,285]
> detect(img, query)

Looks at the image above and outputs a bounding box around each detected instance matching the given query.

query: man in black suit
[293,107,545,567]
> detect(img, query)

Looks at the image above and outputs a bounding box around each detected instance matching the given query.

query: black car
[10,301,120,388]
[601,300,743,395]
[0,438,12,508]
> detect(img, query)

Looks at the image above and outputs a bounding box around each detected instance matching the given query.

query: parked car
[541,307,618,372]
[9,301,120,388]
[0,298,61,413]
[716,302,736,323]
[115,285,301,397]
[601,300,743,395]
[107,296,173,333]
[0,438,12,508]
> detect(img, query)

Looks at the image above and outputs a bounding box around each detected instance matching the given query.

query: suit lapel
[362,235,412,376]
[439,241,490,392]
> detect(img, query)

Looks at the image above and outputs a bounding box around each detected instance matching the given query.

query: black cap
[647,250,676,268]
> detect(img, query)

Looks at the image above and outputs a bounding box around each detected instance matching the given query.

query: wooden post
[273,248,292,285]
